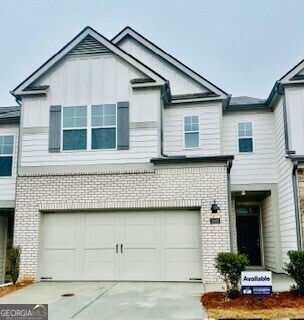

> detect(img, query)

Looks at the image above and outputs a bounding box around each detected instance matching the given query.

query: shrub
[285,250,304,295]
[215,252,249,298]
[7,246,21,284]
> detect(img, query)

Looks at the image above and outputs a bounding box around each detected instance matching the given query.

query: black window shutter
[49,105,62,153]
[117,101,129,150]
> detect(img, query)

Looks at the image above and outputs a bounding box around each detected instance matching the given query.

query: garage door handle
[116,244,118,253]
[120,244,123,253]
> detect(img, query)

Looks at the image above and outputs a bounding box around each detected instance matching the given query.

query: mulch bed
[0,281,33,298]
[201,291,304,318]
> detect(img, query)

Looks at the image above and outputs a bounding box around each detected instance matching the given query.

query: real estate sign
[241,271,272,296]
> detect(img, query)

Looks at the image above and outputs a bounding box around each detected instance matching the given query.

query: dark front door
[236,214,261,265]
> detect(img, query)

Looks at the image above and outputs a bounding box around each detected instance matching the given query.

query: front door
[236,207,261,266]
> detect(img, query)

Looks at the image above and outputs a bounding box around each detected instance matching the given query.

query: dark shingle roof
[0,106,21,123]
[230,96,267,105]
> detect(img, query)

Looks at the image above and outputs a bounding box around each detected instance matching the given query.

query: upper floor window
[184,115,199,148]
[62,105,117,151]
[238,122,253,153]
[0,135,14,176]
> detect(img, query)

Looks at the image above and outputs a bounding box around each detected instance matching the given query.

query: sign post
[241,271,272,296]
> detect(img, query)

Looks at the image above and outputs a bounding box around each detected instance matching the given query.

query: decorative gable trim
[11,26,167,99]
[112,26,228,100]
[67,35,111,56]
[280,58,304,84]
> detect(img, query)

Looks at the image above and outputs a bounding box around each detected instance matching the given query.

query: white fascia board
[13,28,166,96]
[168,97,224,105]
[112,28,228,99]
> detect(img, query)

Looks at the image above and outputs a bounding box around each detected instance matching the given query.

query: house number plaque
[210,218,220,224]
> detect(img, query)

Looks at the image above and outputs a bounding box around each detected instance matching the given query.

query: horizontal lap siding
[274,101,297,265]
[223,112,277,184]
[163,103,222,156]
[0,125,19,202]
[21,128,158,166]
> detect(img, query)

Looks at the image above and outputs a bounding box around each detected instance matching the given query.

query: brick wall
[14,164,230,283]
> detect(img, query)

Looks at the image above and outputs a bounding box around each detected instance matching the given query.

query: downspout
[226,159,234,252]
[160,81,170,157]
[292,160,302,250]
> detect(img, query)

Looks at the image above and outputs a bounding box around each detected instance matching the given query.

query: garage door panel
[84,248,115,262]
[165,248,200,262]
[165,225,199,244]
[44,226,78,246]
[85,213,116,225]
[85,225,116,244]
[165,211,199,224]
[42,249,76,280]
[123,248,156,262]
[124,225,157,244]
[164,262,200,279]
[123,212,156,224]
[122,262,158,280]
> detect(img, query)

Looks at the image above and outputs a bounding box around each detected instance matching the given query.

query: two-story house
[0,26,303,285]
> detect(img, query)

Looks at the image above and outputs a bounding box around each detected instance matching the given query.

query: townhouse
[0,26,303,284]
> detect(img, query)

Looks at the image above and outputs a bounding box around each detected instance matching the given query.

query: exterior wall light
[241,190,246,196]
[211,200,220,213]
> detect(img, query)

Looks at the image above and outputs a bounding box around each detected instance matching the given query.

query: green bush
[285,250,304,295]
[215,252,249,298]
[7,246,21,284]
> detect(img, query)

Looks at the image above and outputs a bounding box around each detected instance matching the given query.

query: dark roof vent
[68,35,111,56]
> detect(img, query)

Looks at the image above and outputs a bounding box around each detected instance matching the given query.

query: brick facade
[14,164,230,283]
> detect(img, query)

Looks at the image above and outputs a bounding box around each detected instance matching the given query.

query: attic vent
[68,35,111,56]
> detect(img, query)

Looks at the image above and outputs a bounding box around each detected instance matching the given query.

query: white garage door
[40,210,202,281]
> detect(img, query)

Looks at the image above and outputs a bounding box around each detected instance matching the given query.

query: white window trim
[183,115,200,149]
[61,105,117,152]
[0,134,15,178]
[237,121,254,153]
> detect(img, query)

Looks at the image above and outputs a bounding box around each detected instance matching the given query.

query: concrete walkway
[0,282,206,320]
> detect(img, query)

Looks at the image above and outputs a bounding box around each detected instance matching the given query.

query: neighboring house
[0,26,303,284]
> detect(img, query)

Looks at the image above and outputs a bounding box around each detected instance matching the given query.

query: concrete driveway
[0,282,206,320]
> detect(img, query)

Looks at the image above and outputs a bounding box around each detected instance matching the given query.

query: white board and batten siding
[273,99,297,264]
[0,216,7,283]
[285,86,304,154]
[163,103,222,156]
[0,125,18,202]
[20,54,161,167]
[118,37,209,96]
[222,111,277,185]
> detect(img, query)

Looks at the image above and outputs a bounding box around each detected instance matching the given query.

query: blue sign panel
[241,286,272,296]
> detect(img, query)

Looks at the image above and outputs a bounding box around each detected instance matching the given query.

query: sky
[1,0,304,105]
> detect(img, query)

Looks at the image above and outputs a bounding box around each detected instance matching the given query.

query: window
[62,105,116,151]
[63,106,87,151]
[0,135,14,177]
[184,115,199,148]
[91,105,116,149]
[238,122,253,153]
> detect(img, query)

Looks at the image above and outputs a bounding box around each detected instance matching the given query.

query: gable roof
[0,106,21,123]
[11,26,167,99]
[280,57,304,84]
[112,26,228,100]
